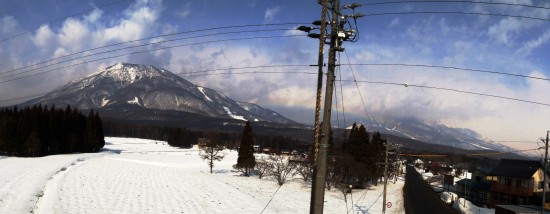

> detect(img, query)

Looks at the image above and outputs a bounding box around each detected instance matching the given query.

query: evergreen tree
[369,131,386,181]
[94,111,105,149]
[235,121,256,176]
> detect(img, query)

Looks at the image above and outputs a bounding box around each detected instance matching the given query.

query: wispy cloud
[176,2,192,19]
[264,6,280,23]
[518,29,550,56]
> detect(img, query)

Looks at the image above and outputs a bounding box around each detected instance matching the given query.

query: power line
[0,22,307,76]
[0,35,305,84]
[259,183,283,214]
[177,64,311,75]
[0,28,298,80]
[341,79,550,107]
[0,0,129,44]
[337,59,347,129]
[344,63,550,83]
[0,66,315,105]
[361,11,550,22]
[342,51,371,122]
[180,71,317,77]
[355,1,550,10]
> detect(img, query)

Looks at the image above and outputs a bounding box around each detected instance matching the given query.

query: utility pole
[383,141,389,213]
[309,0,327,211]
[311,0,342,213]
[543,130,549,214]
[300,1,361,213]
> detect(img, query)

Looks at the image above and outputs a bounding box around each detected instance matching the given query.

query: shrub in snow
[266,155,295,186]
[254,156,271,179]
[293,160,313,182]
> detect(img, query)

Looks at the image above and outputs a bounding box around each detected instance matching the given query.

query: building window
[504,178,512,186]
[516,179,523,187]
[539,181,544,189]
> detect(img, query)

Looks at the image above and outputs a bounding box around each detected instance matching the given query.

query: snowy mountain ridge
[348,117,514,152]
[22,63,297,125]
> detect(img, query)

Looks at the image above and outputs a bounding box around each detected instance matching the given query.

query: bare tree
[268,155,296,186]
[335,182,352,208]
[325,157,337,190]
[255,156,271,179]
[295,161,314,182]
[199,142,225,174]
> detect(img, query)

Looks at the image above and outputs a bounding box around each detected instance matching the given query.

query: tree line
[0,105,105,157]
[199,121,390,191]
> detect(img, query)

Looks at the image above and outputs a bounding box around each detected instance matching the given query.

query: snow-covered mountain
[22,63,297,124]
[354,117,513,151]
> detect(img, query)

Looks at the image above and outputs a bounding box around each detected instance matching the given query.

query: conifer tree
[235,121,256,176]
[94,111,105,149]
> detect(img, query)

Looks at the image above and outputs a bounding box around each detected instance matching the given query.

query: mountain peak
[98,63,167,84]
[21,63,298,125]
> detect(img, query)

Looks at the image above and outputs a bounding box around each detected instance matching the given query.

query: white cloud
[388,18,400,28]
[0,16,19,35]
[32,25,55,49]
[84,8,103,23]
[518,30,550,55]
[176,2,192,19]
[264,6,280,23]
[57,18,90,51]
[486,18,524,45]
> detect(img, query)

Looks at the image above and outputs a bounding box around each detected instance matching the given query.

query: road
[404,165,457,214]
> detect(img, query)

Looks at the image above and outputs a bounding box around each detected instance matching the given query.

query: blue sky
[0,0,549,151]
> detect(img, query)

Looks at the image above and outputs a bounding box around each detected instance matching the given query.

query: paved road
[404,165,457,214]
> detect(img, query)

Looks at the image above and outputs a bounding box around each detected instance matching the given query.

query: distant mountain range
[357,117,514,152]
[20,62,517,153]
[22,63,297,125]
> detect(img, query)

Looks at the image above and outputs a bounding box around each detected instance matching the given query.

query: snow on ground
[452,198,494,214]
[222,106,247,121]
[127,97,140,105]
[197,87,213,102]
[0,137,405,214]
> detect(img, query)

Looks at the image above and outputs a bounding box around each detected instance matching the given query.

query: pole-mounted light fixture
[308,33,321,39]
[297,26,314,33]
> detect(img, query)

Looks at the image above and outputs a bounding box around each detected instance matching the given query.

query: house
[487,159,550,207]
[455,166,492,207]
[197,138,210,148]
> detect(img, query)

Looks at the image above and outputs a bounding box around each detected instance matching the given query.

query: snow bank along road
[0,137,405,213]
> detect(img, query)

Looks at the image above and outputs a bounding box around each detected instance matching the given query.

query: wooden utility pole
[383,141,389,213]
[311,0,341,213]
[309,0,327,210]
[543,130,549,214]
[312,0,328,161]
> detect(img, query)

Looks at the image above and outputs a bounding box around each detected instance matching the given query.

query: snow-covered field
[0,137,404,213]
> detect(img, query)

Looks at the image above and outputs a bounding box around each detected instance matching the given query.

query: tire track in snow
[0,170,37,213]
[33,157,92,214]
[0,155,100,214]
